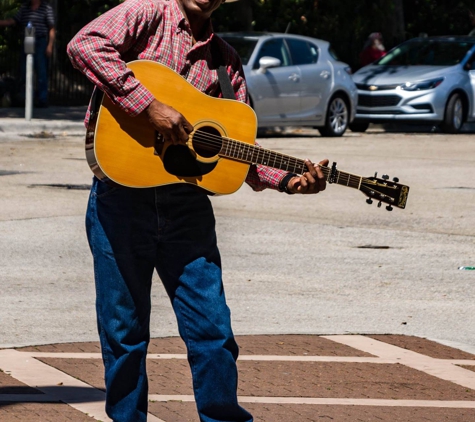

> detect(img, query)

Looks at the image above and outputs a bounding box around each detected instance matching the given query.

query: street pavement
[0,106,475,421]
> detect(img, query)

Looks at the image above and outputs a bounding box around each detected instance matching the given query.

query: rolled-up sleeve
[67,0,157,116]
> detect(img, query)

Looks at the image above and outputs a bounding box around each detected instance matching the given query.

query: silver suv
[220,32,357,137]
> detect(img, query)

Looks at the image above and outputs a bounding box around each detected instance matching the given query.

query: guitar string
[191,131,364,187]
[188,130,367,186]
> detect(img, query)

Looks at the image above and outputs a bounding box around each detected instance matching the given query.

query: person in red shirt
[68,1,328,421]
[359,32,386,67]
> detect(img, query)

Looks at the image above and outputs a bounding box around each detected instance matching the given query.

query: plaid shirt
[67,0,287,191]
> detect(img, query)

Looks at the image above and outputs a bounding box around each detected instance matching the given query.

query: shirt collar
[171,0,214,45]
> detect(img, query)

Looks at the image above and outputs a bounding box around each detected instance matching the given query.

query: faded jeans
[85,177,252,422]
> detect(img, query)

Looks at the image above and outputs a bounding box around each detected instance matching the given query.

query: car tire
[441,93,464,134]
[349,121,370,133]
[318,95,349,137]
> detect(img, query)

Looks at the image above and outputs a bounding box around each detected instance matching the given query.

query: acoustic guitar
[86,60,409,210]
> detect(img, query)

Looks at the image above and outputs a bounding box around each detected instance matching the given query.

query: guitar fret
[218,140,366,194]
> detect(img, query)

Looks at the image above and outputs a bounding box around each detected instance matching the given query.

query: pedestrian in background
[0,0,55,108]
[359,32,386,67]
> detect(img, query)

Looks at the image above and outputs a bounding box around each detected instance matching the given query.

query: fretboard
[220,138,362,190]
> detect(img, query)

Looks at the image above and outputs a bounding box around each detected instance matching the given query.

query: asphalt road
[1,128,474,353]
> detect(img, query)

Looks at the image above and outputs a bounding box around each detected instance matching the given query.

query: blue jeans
[86,177,253,422]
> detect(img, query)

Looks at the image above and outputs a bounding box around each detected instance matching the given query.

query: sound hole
[192,126,222,158]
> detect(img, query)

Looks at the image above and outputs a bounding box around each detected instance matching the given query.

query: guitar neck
[220,138,362,190]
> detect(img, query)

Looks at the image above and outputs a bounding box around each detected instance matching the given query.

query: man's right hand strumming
[145,99,194,145]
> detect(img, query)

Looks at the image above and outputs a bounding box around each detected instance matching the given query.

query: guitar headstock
[360,173,409,210]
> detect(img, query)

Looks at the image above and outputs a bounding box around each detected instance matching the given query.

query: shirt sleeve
[245,162,287,192]
[66,0,157,116]
[45,5,55,28]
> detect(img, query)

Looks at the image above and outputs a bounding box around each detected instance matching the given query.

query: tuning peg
[374,172,378,177]
[378,201,382,208]
[386,205,393,211]
[382,174,389,180]
[393,177,399,183]
[366,198,373,205]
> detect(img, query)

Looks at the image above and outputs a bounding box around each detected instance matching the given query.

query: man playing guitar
[68,1,327,421]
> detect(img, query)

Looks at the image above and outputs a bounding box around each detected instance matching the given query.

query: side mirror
[257,56,281,74]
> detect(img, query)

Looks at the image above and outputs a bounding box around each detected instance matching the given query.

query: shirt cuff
[117,84,155,117]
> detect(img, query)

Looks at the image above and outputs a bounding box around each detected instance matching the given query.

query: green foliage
[2,0,475,69]
[216,0,475,68]
[404,0,475,37]
[0,0,22,54]
[60,0,124,41]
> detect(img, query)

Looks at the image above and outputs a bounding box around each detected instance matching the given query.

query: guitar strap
[211,37,237,101]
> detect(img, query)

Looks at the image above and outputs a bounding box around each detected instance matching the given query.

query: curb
[0,118,86,138]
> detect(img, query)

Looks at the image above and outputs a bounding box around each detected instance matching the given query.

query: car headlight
[400,78,444,91]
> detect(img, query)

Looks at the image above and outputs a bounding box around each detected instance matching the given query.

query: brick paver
[2,335,475,421]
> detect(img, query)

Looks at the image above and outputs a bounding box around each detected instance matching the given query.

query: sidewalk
[1,334,475,421]
[0,105,87,138]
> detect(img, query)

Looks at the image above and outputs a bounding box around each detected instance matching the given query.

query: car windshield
[220,37,258,65]
[376,39,475,66]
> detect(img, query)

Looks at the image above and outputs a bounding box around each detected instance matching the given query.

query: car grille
[358,110,403,115]
[356,83,399,91]
[358,94,402,108]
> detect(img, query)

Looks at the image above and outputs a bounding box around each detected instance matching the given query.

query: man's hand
[287,159,329,194]
[145,99,194,145]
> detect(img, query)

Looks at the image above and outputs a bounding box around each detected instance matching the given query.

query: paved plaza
[2,334,475,421]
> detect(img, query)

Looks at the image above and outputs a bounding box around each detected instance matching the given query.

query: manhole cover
[28,183,91,190]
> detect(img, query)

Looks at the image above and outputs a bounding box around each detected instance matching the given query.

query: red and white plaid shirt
[67,0,287,191]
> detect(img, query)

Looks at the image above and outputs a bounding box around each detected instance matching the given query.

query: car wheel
[349,121,370,133]
[319,95,349,137]
[441,93,464,134]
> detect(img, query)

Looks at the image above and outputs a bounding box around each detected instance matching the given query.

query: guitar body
[88,60,257,195]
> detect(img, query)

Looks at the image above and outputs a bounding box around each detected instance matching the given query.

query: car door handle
[288,73,300,82]
[320,70,330,79]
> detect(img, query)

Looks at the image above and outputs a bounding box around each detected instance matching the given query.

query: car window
[253,38,291,69]
[220,37,258,66]
[328,46,339,61]
[377,40,475,66]
[286,39,318,65]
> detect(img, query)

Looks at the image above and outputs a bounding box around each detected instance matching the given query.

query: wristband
[278,173,298,194]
